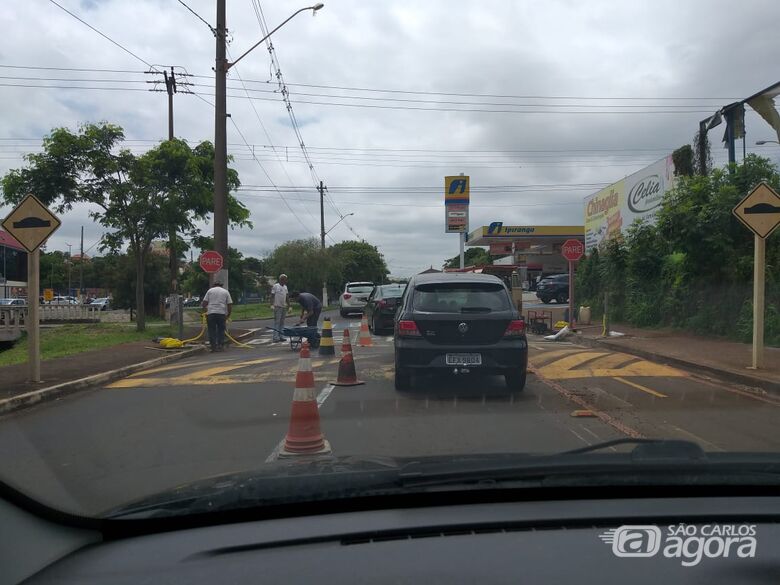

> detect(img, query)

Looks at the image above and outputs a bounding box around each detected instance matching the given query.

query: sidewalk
[574,322,780,393]
[0,325,254,415]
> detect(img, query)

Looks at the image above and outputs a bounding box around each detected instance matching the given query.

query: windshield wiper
[561,438,706,458]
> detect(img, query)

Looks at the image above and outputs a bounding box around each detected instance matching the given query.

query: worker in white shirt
[270,274,289,342]
[201,279,233,352]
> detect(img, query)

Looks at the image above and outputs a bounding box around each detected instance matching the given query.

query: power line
[47,0,157,71]
[177,0,216,35]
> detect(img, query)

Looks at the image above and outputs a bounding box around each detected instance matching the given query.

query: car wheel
[394,364,411,391]
[339,309,348,318]
[373,315,382,335]
[540,297,551,304]
[505,368,527,391]
[556,293,568,304]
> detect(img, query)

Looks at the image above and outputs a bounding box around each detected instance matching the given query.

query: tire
[339,308,348,318]
[373,315,382,335]
[540,297,551,304]
[556,293,568,304]
[395,364,412,391]
[505,368,527,391]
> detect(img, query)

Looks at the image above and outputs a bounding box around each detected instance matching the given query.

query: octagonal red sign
[199,250,223,273]
[561,239,584,262]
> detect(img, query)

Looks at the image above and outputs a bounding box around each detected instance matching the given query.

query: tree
[264,238,331,297]
[1,123,249,331]
[444,247,491,269]
[143,139,248,293]
[327,240,389,289]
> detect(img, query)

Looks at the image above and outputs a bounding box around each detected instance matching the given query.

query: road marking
[265,383,335,463]
[107,357,283,388]
[531,348,685,380]
[612,376,668,398]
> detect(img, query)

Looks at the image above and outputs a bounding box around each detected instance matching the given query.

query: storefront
[0,229,28,298]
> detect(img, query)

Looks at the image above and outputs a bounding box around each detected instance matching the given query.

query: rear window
[380,286,405,298]
[347,285,374,294]
[413,282,510,312]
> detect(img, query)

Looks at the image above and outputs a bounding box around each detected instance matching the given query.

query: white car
[89,298,111,311]
[338,282,375,317]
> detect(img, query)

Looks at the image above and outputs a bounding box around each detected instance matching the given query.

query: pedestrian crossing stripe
[529,349,684,380]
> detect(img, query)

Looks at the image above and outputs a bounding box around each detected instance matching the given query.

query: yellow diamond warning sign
[1,194,61,252]
[732,182,780,239]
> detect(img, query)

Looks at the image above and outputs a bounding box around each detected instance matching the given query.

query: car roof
[410,272,505,285]
[346,282,374,286]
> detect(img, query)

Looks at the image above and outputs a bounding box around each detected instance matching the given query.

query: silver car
[338,282,374,317]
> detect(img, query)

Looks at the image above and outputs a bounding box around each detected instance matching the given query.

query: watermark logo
[600,525,661,557]
[599,524,757,567]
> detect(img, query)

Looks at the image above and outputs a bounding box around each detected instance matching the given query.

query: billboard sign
[584,155,676,252]
[445,176,469,233]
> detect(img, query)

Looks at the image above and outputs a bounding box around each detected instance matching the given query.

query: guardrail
[0,304,101,340]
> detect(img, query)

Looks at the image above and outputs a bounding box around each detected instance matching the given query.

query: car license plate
[445,353,482,366]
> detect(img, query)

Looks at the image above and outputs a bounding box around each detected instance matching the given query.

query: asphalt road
[2,312,780,516]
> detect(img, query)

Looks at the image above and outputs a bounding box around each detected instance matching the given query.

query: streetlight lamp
[756,140,780,145]
[212,2,324,288]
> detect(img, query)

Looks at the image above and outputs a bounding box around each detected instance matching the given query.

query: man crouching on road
[291,290,322,327]
[201,279,233,352]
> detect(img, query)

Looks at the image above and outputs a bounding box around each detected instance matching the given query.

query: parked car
[183,296,200,308]
[338,281,375,317]
[0,298,26,307]
[364,284,406,335]
[89,297,111,311]
[393,273,528,391]
[51,296,79,305]
[535,274,569,304]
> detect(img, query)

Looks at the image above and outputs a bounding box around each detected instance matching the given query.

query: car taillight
[397,320,421,336]
[504,319,525,336]
[378,299,387,307]
[343,293,352,299]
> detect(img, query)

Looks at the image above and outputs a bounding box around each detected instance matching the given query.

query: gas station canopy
[466,223,584,246]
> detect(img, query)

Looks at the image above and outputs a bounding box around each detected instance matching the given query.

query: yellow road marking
[613,376,668,398]
[532,348,685,380]
[583,352,639,370]
[528,348,581,365]
[129,361,215,377]
[107,357,283,388]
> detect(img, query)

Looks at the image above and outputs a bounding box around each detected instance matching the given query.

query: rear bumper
[395,337,528,372]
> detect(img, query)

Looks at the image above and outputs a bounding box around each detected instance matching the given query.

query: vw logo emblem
[458,322,469,334]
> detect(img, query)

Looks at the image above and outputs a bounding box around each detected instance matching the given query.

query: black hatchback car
[535,274,569,304]
[393,273,528,391]
[365,283,406,335]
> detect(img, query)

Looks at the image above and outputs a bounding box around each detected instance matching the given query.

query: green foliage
[672,145,694,177]
[1,124,249,331]
[327,240,389,288]
[444,247,491,269]
[582,155,780,345]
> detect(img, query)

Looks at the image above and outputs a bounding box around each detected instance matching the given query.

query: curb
[0,330,256,417]
[576,334,780,395]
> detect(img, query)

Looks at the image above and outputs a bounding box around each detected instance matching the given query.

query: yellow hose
[180,312,207,344]
[225,319,252,348]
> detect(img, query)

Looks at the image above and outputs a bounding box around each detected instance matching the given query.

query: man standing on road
[201,279,233,352]
[292,291,322,327]
[271,274,288,342]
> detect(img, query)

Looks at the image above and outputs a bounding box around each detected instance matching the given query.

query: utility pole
[79,225,84,300]
[66,244,72,297]
[319,180,328,306]
[213,0,229,289]
[164,67,176,140]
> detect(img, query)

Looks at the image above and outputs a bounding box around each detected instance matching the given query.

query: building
[0,229,27,298]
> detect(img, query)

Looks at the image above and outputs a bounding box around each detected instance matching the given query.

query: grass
[0,323,175,368]
[185,304,341,322]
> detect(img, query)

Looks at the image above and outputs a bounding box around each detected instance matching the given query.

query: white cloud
[2,0,780,275]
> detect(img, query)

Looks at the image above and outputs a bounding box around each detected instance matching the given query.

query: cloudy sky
[1,0,779,276]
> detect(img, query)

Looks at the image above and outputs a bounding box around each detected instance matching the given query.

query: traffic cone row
[318,317,335,356]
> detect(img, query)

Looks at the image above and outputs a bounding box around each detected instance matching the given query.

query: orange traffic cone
[359,314,373,347]
[340,327,354,355]
[280,341,331,456]
[332,329,364,386]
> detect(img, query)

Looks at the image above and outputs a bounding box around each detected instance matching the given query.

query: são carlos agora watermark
[599,524,757,567]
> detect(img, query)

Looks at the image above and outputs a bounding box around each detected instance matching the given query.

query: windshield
[1,0,780,525]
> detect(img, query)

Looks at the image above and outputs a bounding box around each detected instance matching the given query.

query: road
[2,312,780,516]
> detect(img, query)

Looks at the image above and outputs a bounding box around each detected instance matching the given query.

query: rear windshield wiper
[460,306,492,313]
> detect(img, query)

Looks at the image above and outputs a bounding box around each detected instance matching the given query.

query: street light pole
[212,2,324,289]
